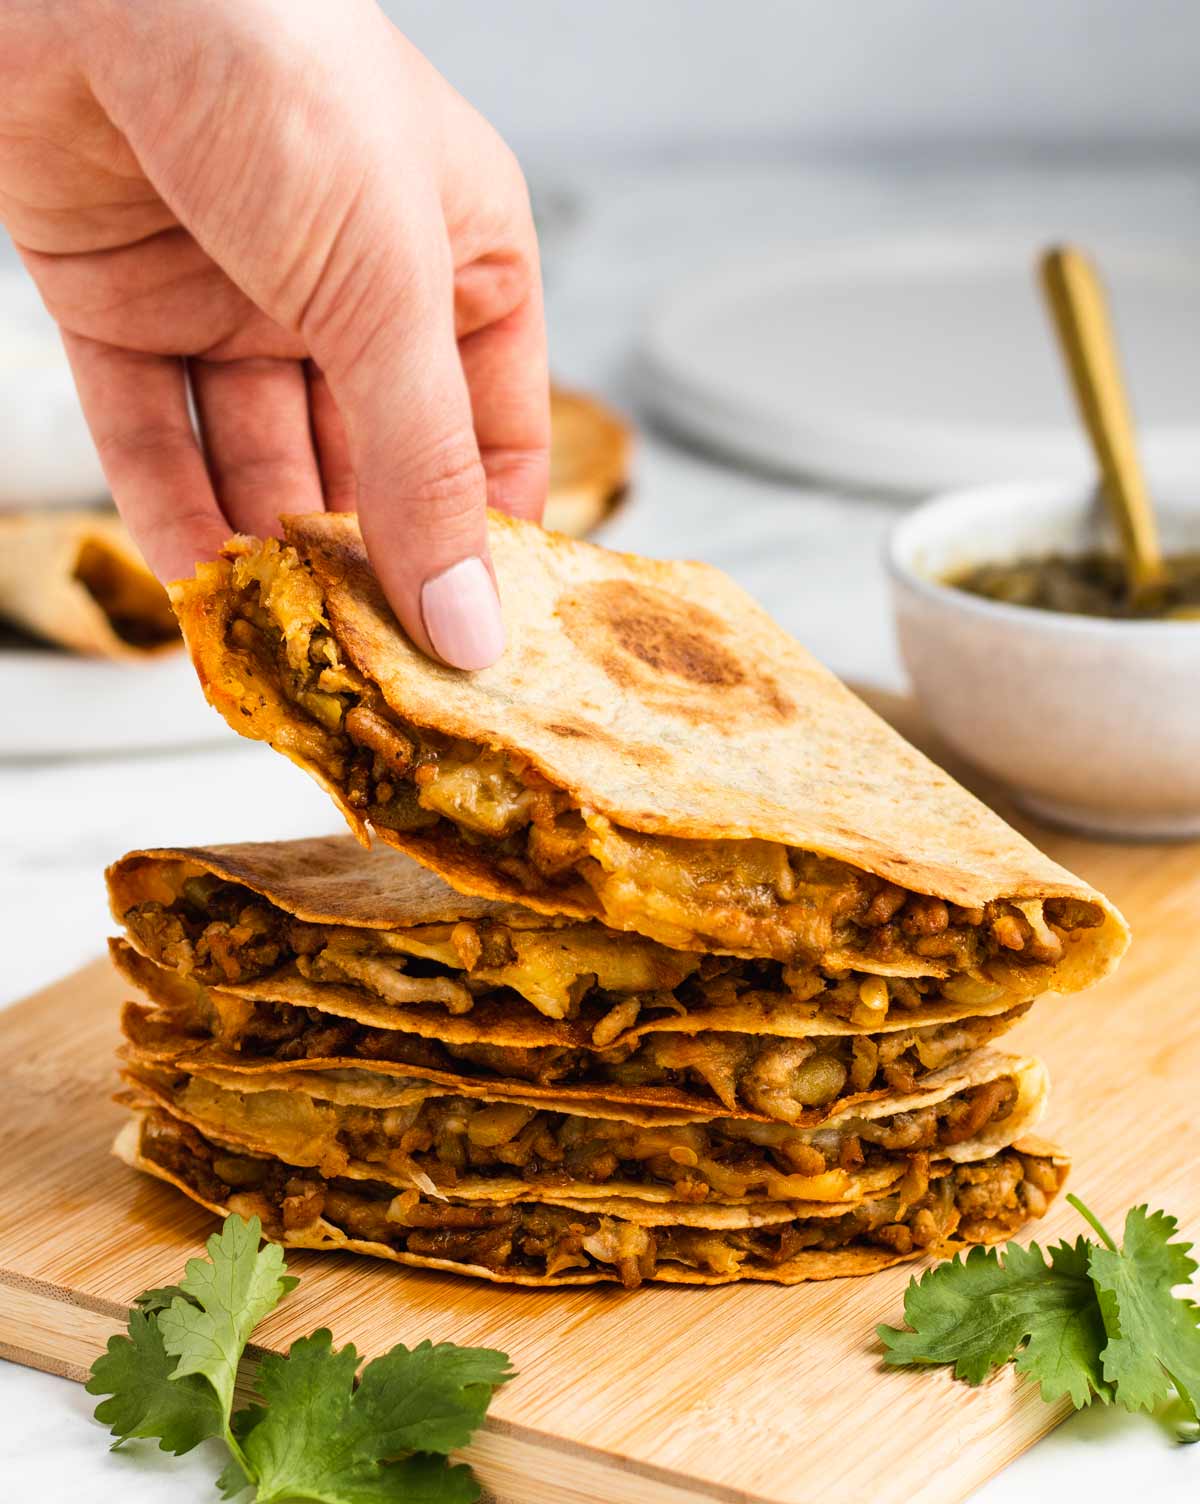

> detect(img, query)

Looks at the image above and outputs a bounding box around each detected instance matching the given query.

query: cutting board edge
[0,1272,773,1504]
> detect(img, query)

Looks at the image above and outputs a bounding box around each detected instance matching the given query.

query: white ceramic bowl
[887,481,1200,839]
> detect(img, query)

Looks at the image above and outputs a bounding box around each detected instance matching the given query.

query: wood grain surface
[2,700,1197,1504]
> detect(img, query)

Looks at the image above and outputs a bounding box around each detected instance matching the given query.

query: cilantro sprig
[879,1193,1200,1440]
[86,1215,513,1501]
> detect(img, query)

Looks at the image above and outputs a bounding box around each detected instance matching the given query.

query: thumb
[319,257,504,672]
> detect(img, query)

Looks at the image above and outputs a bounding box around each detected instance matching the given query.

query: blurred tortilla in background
[544,384,631,536]
[0,510,179,658]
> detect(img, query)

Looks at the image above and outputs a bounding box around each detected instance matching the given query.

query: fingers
[458,281,550,525]
[60,331,228,582]
[356,334,501,671]
[306,363,357,512]
[190,356,324,537]
[65,333,326,579]
[321,258,503,671]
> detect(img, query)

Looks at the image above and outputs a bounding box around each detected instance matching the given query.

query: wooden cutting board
[2,703,1198,1504]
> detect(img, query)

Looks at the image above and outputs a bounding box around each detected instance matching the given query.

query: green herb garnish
[879,1193,1200,1440]
[86,1215,513,1500]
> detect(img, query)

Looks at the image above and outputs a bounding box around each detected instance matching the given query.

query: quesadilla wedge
[119,1048,1046,1207]
[115,940,1032,1126]
[111,835,1061,1041]
[169,513,1127,983]
[0,510,178,656]
[116,1110,1068,1286]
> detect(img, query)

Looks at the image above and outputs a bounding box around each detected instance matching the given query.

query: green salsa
[947,550,1200,621]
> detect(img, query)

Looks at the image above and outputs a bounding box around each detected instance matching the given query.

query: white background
[3,3,1200,1499]
[390,0,1200,161]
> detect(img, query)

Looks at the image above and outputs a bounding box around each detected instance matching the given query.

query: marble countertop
[3,159,1197,1501]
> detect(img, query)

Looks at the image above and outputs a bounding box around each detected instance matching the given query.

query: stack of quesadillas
[108,512,1127,1286]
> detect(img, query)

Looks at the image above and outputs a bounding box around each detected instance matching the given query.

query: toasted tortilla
[169,512,1127,983]
[109,838,701,1024]
[108,836,1073,1037]
[108,836,535,932]
[114,1113,1068,1286]
[118,1048,1046,1207]
[0,510,179,657]
[113,939,1032,1128]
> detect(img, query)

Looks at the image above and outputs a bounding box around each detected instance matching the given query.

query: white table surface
[2,159,1197,1501]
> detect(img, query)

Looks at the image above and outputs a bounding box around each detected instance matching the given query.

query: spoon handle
[1039,244,1165,592]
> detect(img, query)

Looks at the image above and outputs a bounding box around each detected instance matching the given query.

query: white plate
[638,232,1200,494]
[0,648,235,758]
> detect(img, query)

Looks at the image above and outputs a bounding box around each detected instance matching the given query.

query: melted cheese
[323,920,697,1021]
[578,812,863,961]
[417,751,535,837]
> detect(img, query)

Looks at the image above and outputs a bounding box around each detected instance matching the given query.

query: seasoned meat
[123,979,1031,1127]
[137,1111,1065,1286]
[136,1063,1026,1202]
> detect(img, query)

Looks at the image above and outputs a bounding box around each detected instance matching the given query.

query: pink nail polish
[420,557,505,670]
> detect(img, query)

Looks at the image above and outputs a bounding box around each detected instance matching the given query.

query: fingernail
[420,557,505,670]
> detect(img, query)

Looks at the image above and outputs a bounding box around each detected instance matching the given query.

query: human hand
[0,0,547,668]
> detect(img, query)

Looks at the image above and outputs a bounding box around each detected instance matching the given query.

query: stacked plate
[106,511,1126,1287]
[638,233,1200,494]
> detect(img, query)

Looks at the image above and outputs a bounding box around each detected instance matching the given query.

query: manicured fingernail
[420,556,505,670]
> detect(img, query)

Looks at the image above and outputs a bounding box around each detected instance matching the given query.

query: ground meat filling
[122,869,1046,1031]
[130,979,1029,1123]
[141,1066,1022,1203]
[138,1110,1062,1287]
[221,540,1105,968]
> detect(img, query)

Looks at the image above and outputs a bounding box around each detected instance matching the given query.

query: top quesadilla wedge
[170,512,1127,981]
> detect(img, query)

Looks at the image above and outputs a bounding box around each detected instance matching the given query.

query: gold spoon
[1039,244,1166,599]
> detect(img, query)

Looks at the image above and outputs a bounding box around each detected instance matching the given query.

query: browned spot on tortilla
[608,591,746,686]
[544,714,668,767]
[559,580,794,725]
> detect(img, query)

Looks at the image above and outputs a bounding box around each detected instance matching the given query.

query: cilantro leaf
[1012,1236,1113,1406]
[86,1307,225,1454]
[88,1214,511,1499]
[236,1329,509,1504]
[157,1215,298,1428]
[879,1238,1110,1406]
[1089,1204,1200,1427]
[353,1339,515,1455]
[216,1452,255,1500]
[135,1284,192,1315]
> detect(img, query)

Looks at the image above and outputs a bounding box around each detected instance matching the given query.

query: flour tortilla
[112,939,1031,1128]
[114,1115,1067,1286]
[108,836,535,932]
[119,1048,1046,1207]
[107,836,1071,1048]
[170,512,1127,988]
[0,510,178,656]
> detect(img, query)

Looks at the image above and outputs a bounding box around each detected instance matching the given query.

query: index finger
[324,261,503,672]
